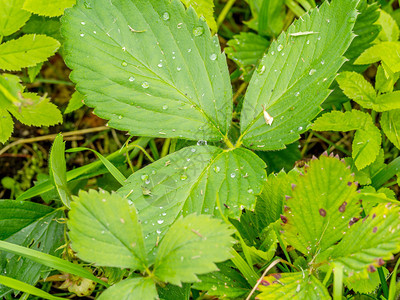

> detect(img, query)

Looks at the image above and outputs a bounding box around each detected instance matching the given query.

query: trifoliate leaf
[0,0,31,37]
[68,190,148,270]
[98,277,158,300]
[0,34,60,71]
[7,92,63,127]
[64,91,84,114]
[281,156,361,256]
[328,203,400,275]
[193,262,251,298]
[313,110,382,169]
[153,214,234,286]
[180,0,217,32]
[376,9,399,42]
[0,109,13,144]
[240,0,358,150]
[257,272,330,300]
[381,109,400,150]
[118,146,265,250]
[337,71,400,112]
[62,0,232,142]
[355,42,400,74]
[23,0,76,17]
[225,32,269,76]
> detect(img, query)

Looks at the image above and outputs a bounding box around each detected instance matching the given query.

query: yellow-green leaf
[23,0,76,17]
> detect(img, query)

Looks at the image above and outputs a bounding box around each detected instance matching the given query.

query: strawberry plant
[1,0,400,299]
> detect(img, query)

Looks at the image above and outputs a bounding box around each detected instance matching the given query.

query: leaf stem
[216,0,236,30]
[322,265,333,286]
[333,264,344,300]
[284,0,306,17]
[224,135,235,149]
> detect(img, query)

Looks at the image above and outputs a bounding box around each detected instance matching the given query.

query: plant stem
[312,132,352,156]
[333,264,344,300]
[285,0,306,17]
[297,0,312,10]
[217,0,236,30]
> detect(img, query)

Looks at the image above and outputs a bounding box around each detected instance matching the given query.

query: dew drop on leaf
[142,82,149,89]
[162,105,168,110]
[247,189,254,194]
[180,174,188,181]
[121,61,128,67]
[213,166,220,173]
[157,220,164,224]
[277,44,283,52]
[141,174,149,181]
[230,173,236,178]
[129,76,135,82]
[209,54,217,61]
[162,12,170,21]
[309,69,317,76]
[193,26,204,37]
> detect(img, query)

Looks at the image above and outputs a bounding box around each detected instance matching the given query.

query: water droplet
[156,229,162,234]
[80,33,85,37]
[348,17,356,23]
[193,26,204,37]
[214,166,220,173]
[309,69,317,76]
[191,148,196,152]
[271,51,275,55]
[158,63,163,68]
[81,21,86,25]
[321,60,325,65]
[162,12,170,21]
[129,76,135,82]
[121,61,128,67]
[142,82,149,89]
[141,174,149,181]
[210,54,217,61]
[188,48,192,52]
[118,115,122,119]
[180,174,188,181]
[177,67,181,71]
[157,220,164,224]
[230,173,236,178]
[257,64,266,75]
[277,44,284,52]
[298,126,303,131]
[306,40,310,45]
[295,92,300,97]
[162,105,168,110]
[197,140,207,146]
[247,189,254,194]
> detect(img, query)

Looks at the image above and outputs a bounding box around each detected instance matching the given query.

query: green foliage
[68,190,234,298]
[97,277,158,300]
[239,0,358,150]
[313,110,382,169]
[381,109,400,150]
[0,0,31,36]
[64,91,84,114]
[0,74,62,143]
[23,0,76,17]
[180,0,217,32]
[0,34,60,71]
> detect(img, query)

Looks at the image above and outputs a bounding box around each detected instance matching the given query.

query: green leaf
[328,203,400,275]
[23,0,76,17]
[258,0,285,36]
[0,276,64,300]
[22,15,62,42]
[344,267,389,294]
[180,0,217,32]
[7,92,63,127]
[0,34,60,71]
[64,91,84,114]
[376,9,399,42]
[239,0,358,150]
[62,0,232,142]
[256,142,301,173]
[98,277,157,300]
[193,261,251,298]
[281,156,361,256]
[355,42,400,73]
[0,109,13,144]
[257,272,330,300]
[0,0,31,37]
[225,32,269,75]
[49,135,72,208]
[336,71,376,107]
[375,64,399,94]
[0,201,64,297]
[68,190,148,270]
[381,109,400,150]
[28,62,43,83]
[256,170,299,227]
[313,110,382,169]
[157,283,190,300]
[153,214,234,286]
[118,146,265,250]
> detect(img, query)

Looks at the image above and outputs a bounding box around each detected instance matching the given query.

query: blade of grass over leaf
[239,0,358,150]
[0,240,108,287]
